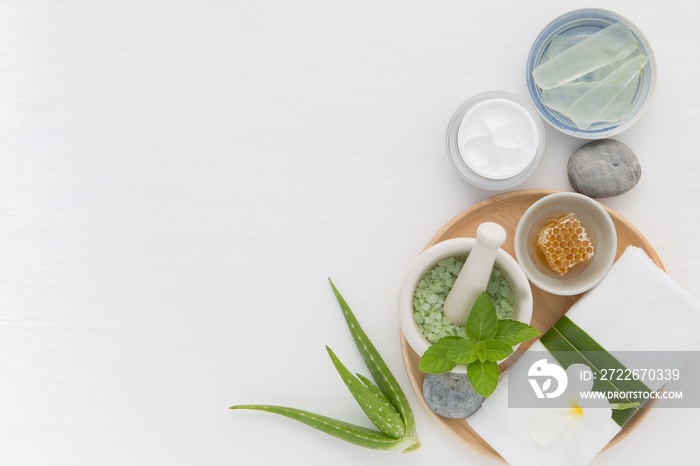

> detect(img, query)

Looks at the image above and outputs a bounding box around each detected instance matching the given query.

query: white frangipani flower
[528,364,612,465]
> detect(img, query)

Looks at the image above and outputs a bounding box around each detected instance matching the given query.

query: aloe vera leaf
[326,346,406,439]
[229,405,419,452]
[328,279,417,438]
[355,373,400,416]
[566,54,648,129]
[532,22,639,89]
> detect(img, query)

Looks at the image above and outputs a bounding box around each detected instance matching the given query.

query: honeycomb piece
[536,213,594,275]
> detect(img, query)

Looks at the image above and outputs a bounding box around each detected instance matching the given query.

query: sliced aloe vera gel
[532,22,639,90]
[542,78,640,125]
[541,82,594,114]
[532,21,649,130]
[567,55,648,129]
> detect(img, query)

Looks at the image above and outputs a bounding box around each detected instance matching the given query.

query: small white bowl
[399,238,533,372]
[514,192,617,295]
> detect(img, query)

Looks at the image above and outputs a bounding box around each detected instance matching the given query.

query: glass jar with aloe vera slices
[526,9,656,139]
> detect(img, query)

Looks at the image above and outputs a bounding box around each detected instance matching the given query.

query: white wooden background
[1,1,698,465]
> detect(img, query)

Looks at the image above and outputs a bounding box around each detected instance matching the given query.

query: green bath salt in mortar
[413,256,514,344]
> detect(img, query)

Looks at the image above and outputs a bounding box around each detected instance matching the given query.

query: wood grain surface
[399,189,664,462]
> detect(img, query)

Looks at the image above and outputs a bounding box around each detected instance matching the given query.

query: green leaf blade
[229,405,420,452]
[466,360,499,398]
[327,347,406,439]
[476,341,487,363]
[612,402,641,410]
[465,292,498,342]
[328,280,417,438]
[445,338,478,365]
[494,319,541,346]
[540,316,653,427]
[355,373,399,416]
[418,336,461,374]
[482,339,513,362]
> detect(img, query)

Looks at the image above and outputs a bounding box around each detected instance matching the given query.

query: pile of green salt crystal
[413,256,515,344]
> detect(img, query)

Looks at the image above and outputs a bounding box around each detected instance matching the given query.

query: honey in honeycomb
[536,213,594,275]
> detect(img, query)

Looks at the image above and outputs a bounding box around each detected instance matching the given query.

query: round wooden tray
[399,189,664,462]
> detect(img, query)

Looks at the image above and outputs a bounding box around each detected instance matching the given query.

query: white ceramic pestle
[443,222,508,326]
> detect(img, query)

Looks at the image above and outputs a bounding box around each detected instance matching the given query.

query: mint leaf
[446,338,478,365]
[476,341,487,363]
[465,292,498,342]
[493,319,541,346]
[467,360,499,397]
[482,339,513,362]
[418,336,462,374]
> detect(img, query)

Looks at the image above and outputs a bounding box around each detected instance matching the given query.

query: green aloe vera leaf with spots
[230,280,420,453]
[229,405,419,452]
[355,373,399,416]
[328,279,417,440]
[326,346,406,439]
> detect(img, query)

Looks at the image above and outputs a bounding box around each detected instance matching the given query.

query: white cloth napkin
[468,246,700,465]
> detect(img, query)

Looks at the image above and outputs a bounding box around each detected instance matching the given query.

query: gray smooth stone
[567,139,642,198]
[422,372,484,419]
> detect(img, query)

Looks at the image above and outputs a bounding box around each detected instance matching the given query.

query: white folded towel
[468,246,700,465]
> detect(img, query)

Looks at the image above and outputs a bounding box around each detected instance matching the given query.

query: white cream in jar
[456,98,539,180]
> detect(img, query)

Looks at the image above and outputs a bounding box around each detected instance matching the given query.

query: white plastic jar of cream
[446,91,546,190]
